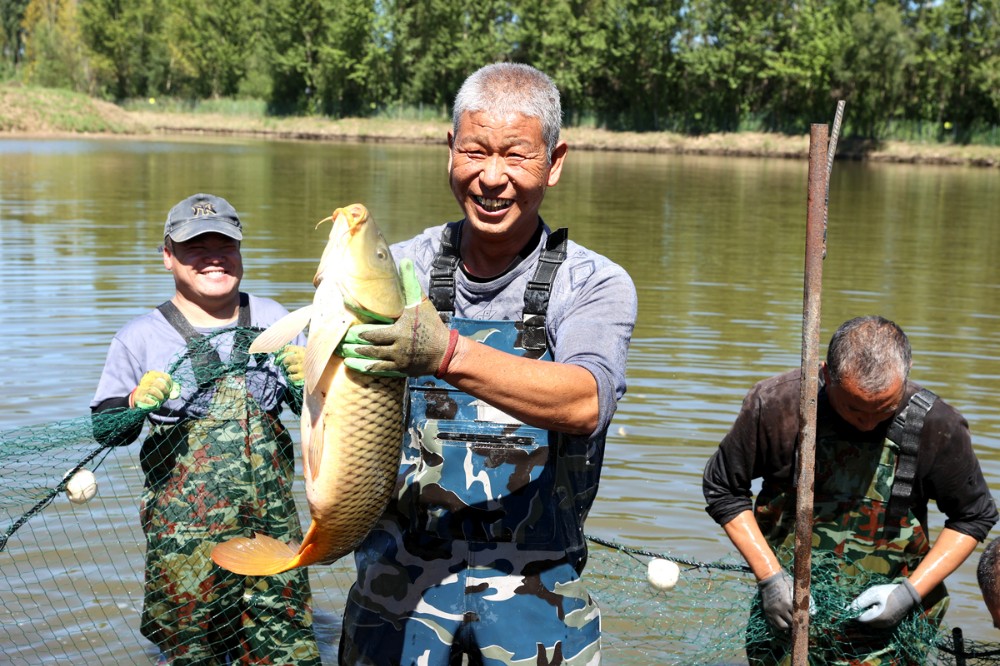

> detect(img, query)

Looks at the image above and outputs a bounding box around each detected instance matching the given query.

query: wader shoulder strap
[427,222,463,323]
[522,228,569,353]
[157,293,252,382]
[427,224,570,349]
[885,388,938,526]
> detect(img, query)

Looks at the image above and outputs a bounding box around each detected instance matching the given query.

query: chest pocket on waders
[404,365,560,545]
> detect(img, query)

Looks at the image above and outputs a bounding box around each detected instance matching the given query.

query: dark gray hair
[452,62,562,162]
[979,537,1000,614]
[826,316,912,394]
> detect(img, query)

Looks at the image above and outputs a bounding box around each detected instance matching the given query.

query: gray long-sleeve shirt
[391,221,637,440]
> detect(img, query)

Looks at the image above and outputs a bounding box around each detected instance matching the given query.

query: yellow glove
[130,371,178,411]
[276,345,306,386]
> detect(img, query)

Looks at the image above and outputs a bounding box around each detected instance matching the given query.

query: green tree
[937,0,1000,140]
[267,0,325,113]
[757,0,844,132]
[676,0,782,132]
[161,0,262,99]
[22,0,91,91]
[589,0,683,130]
[0,0,30,76]
[832,1,916,138]
[312,0,382,116]
[385,0,518,114]
[511,0,606,127]
[78,0,166,99]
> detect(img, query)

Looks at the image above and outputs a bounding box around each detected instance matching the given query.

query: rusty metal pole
[790,123,829,665]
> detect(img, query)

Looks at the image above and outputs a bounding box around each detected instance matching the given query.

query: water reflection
[1,137,999,660]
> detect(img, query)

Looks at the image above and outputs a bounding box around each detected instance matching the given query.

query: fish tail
[210,533,304,576]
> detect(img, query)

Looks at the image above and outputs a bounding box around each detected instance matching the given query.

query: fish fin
[304,315,351,393]
[210,533,301,576]
[288,522,337,567]
[247,305,315,354]
[300,395,316,479]
[308,411,325,482]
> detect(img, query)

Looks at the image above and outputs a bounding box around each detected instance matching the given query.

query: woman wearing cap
[91,194,321,665]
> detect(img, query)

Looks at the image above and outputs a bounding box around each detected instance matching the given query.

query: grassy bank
[3,83,998,168]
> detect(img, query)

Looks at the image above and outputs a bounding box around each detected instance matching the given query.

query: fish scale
[307,370,405,563]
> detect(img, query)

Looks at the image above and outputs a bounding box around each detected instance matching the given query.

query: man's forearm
[722,510,783,581]
[444,337,599,436]
[907,527,978,597]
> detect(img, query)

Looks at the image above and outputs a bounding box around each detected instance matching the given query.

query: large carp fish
[211,203,405,575]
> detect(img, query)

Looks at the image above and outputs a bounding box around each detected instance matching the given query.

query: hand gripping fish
[210,204,405,575]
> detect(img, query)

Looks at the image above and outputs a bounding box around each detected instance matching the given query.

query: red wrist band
[435,329,460,378]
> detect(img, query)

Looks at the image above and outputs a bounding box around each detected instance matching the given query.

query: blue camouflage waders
[340,227,603,665]
[140,303,320,665]
[748,395,947,666]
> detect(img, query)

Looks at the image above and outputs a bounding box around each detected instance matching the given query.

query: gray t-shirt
[91,294,305,426]
[392,222,637,438]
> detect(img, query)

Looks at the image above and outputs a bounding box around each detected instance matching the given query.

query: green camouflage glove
[339,259,457,378]
[275,344,305,386]
[130,370,179,411]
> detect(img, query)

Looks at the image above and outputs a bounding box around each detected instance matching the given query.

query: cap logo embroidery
[191,202,217,217]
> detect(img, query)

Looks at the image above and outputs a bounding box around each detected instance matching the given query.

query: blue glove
[848,579,921,628]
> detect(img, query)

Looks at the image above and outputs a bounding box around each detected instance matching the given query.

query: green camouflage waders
[748,403,947,666]
[138,354,320,664]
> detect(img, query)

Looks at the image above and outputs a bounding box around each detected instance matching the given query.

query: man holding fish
[91,194,321,665]
[328,63,638,664]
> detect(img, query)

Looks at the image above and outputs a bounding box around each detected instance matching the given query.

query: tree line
[2,0,999,142]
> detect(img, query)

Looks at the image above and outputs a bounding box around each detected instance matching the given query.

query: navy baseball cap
[164,193,243,242]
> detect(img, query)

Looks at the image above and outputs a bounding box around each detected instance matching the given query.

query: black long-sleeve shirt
[703,370,997,541]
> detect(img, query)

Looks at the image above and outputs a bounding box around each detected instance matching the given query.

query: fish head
[316,204,404,322]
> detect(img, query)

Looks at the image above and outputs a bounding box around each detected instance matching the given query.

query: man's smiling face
[447,109,565,241]
[163,232,243,307]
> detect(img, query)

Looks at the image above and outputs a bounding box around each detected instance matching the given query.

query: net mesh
[2,329,999,664]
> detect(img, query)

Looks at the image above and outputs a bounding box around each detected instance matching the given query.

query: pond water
[1,135,999,664]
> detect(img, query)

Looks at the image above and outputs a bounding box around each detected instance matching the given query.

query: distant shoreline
[2,85,997,168]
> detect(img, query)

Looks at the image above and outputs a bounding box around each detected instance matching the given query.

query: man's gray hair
[826,316,912,394]
[452,62,562,161]
[979,537,1000,617]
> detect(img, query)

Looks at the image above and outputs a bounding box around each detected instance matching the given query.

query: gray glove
[758,570,816,631]
[759,571,794,631]
[848,579,921,629]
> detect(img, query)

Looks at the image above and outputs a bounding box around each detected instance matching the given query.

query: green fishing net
[1,327,998,664]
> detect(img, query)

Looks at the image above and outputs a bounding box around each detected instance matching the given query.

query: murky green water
[2,136,999,663]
